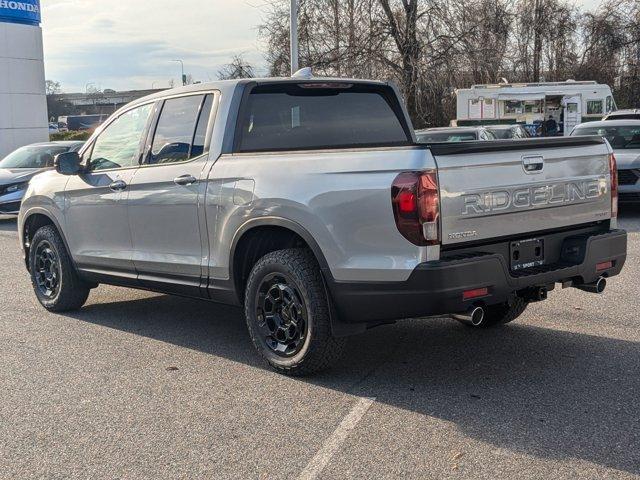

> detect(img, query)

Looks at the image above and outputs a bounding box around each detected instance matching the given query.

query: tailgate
[432,137,612,246]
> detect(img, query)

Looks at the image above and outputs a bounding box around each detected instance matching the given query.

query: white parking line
[298,397,376,480]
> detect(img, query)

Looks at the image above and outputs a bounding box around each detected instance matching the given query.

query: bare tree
[45,80,62,96]
[218,55,256,80]
[258,0,640,127]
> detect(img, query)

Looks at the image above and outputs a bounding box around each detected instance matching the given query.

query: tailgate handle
[522,156,544,174]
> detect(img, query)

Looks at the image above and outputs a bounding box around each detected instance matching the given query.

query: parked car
[415,126,497,143]
[571,120,640,203]
[57,115,109,132]
[18,77,626,375]
[0,141,84,215]
[48,123,59,134]
[603,109,640,121]
[485,124,531,139]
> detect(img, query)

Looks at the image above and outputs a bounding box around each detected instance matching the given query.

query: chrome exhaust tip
[452,306,485,327]
[575,276,607,294]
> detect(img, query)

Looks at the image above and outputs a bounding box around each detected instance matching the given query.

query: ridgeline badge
[0,1,41,26]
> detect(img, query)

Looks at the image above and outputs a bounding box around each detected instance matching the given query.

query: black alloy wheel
[255,272,308,357]
[33,240,60,299]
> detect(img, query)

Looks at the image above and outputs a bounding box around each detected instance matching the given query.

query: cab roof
[126,77,390,109]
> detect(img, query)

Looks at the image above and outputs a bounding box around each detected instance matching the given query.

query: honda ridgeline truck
[18,76,627,375]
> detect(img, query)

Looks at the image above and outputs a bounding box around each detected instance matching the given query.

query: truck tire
[462,297,529,328]
[29,225,91,312]
[244,248,346,376]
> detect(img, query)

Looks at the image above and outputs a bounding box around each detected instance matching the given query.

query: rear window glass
[236,84,409,152]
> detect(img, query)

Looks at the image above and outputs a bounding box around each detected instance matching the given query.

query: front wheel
[244,248,346,376]
[29,225,90,312]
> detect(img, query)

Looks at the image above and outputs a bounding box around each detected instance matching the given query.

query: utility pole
[532,0,543,82]
[290,0,299,75]
[172,59,186,86]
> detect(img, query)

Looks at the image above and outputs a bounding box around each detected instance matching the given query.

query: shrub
[50,131,92,142]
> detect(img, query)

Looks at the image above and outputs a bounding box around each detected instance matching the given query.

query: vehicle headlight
[2,182,28,195]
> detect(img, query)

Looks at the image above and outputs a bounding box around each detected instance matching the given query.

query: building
[0,0,48,158]
[47,89,167,121]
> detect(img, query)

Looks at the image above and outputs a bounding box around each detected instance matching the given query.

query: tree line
[254,0,640,128]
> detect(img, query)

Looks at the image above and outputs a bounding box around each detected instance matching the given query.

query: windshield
[0,145,71,169]
[572,125,640,149]
[416,131,478,143]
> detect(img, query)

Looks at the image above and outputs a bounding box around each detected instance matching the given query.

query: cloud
[41,0,268,91]
[90,17,116,31]
[40,0,604,92]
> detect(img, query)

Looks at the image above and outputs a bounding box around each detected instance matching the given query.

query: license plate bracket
[510,238,545,271]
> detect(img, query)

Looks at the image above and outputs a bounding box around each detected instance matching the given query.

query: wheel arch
[230,217,333,302]
[230,217,365,337]
[21,209,71,272]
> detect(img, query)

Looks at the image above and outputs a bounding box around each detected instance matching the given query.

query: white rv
[455,81,616,136]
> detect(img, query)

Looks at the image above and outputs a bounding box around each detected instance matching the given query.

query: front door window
[88,103,153,171]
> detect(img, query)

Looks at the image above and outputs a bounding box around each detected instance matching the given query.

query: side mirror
[54,151,82,175]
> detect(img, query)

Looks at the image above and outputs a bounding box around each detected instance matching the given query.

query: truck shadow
[67,293,640,475]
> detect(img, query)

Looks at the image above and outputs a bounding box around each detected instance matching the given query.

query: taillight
[391,171,440,246]
[609,153,618,218]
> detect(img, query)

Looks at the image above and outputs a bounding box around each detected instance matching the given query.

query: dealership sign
[0,0,41,26]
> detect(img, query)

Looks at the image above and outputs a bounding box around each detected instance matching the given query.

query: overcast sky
[42,0,604,93]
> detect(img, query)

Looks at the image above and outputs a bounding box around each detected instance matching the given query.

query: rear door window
[191,95,214,157]
[236,83,410,152]
[147,94,213,164]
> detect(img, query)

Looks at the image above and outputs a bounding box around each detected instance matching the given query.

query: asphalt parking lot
[0,211,639,480]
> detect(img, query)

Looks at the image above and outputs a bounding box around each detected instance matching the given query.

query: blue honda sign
[0,0,41,26]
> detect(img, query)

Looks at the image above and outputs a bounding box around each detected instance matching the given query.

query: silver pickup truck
[18,77,627,375]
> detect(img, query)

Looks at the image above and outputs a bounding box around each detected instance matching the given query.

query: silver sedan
[0,141,84,215]
[571,120,640,203]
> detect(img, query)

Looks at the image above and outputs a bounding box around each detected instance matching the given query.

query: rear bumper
[328,229,627,324]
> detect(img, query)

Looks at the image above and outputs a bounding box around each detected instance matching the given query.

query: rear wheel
[29,226,90,312]
[244,248,346,376]
[459,297,529,328]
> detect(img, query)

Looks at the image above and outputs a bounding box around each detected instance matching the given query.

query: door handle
[109,179,127,191]
[174,174,197,186]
